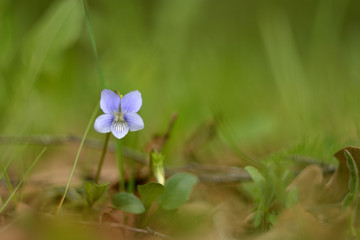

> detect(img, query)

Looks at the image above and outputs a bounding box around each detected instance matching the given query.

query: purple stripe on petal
[120,90,142,113]
[124,112,144,132]
[100,89,121,114]
[94,114,114,133]
[111,121,129,139]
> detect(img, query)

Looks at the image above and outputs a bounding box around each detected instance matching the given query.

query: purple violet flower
[94,89,144,139]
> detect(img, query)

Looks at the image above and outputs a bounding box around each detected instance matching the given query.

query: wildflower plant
[46,0,199,224]
[94,89,144,139]
[65,16,198,218]
[91,89,144,184]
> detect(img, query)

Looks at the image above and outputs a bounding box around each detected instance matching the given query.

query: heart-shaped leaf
[138,182,165,208]
[158,172,198,210]
[112,192,145,214]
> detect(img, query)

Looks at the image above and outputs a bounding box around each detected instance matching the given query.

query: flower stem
[127,158,135,193]
[116,140,125,191]
[95,132,111,184]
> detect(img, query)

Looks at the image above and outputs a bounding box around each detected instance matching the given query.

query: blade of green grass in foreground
[55,104,99,216]
[0,145,28,207]
[0,147,47,214]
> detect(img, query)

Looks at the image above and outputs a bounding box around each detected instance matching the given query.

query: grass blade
[55,104,99,216]
[0,147,47,214]
[0,145,27,206]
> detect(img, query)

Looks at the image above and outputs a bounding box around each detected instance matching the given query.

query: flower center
[112,112,128,132]
[114,112,125,122]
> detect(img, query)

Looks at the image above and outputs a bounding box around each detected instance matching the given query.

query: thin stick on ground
[0,135,147,165]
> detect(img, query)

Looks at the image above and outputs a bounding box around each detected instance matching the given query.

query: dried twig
[0,135,147,165]
[80,221,172,239]
[0,135,337,183]
[166,164,251,183]
[288,155,336,175]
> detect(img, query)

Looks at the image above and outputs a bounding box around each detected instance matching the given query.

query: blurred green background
[1,0,360,162]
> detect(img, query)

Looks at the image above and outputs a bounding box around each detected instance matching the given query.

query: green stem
[55,105,99,216]
[127,158,135,193]
[82,0,106,89]
[116,140,125,191]
[95,132,111,184]
[3,169,15,204]
[137,210,148,228]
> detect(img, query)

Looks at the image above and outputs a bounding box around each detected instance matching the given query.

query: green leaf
[253,199,266,228]
[84,181,109,206]
[138,183,165,208]
[244,166,265,186]
[158,172,198,210]
[342,150,360,208]
[112,192,145,214]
